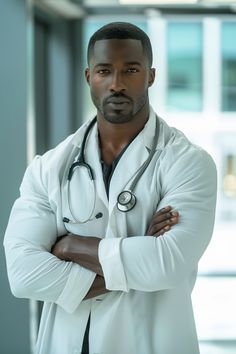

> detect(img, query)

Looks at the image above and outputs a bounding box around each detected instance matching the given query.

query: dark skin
[52,39,179,300]
[87,38,155,164]
[52,206,179,300]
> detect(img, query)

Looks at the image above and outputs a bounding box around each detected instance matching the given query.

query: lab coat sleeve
[98,144,217,292]
[4,156,95,313]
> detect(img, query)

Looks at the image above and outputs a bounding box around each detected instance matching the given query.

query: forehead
[90,38,146,65]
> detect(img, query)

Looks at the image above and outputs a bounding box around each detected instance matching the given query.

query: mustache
[104,93,132,104]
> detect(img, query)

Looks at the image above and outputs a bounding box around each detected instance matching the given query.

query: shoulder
[30,118,94,171]
[156,118,217,189]
[159,117,215,169]
[21,120,92,192]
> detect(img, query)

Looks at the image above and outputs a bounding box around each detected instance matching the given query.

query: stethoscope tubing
[67,118,97,182]
[63,115,160,222]
[128,118,159,192]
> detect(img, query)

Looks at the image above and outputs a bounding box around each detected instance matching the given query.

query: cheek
[132,81,149,98]
[90,78,107,97]
[132,75,150,92]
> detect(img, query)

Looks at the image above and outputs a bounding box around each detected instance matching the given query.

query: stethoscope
[63,116,159,224]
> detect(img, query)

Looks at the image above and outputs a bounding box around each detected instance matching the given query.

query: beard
[91,91,149,124]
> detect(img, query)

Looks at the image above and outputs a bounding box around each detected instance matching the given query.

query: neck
[97,106,150,165]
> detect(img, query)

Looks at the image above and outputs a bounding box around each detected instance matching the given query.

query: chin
[104,112,134,124]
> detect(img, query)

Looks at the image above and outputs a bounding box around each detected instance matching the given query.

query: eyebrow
[124,61,142,66]
[94,63,112,68]
[94,61,142,68]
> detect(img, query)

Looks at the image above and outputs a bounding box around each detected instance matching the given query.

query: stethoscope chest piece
[117,190,136,212]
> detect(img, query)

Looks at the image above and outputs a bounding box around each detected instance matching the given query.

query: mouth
[106,96,131,105]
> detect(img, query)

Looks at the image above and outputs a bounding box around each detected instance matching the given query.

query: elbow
[9,281,26,299]
[7,271,32,299]
[5,255,35,299]
[4,255,28,299]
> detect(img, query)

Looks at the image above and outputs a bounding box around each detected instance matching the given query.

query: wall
[0,0,30,353]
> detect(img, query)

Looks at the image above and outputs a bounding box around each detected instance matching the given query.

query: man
[4,22,217,354]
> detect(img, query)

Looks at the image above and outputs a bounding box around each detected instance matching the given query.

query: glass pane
[167,22,203,112]
[221,22,236,112]
[222,154,236,199]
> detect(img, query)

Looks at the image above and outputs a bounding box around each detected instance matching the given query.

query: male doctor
[4,22,217,354]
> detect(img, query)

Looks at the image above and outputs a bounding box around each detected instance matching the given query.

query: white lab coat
[4,107,217,354]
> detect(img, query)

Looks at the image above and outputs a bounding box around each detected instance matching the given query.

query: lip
[107,102,130,110]
[106,97,130,104]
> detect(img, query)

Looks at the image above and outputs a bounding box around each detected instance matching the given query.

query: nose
[109,71,126,93]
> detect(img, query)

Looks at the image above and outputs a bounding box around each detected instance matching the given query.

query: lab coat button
[71,348,80,354]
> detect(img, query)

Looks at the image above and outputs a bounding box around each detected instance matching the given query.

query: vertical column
[0,0,31,353]
[203,17,221,114]
[147,10,167,116]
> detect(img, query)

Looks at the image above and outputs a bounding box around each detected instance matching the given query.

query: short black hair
[87,22,153,67]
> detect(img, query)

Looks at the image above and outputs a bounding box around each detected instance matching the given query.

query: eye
[127,67,139,73]
[97,69,110,75]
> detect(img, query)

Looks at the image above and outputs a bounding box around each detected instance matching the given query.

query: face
[85,39,155,124]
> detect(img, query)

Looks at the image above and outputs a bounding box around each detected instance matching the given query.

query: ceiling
[33,0,236,19]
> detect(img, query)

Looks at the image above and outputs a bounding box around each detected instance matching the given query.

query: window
[223,154,236,199]
[167,22,203,112]
[221,22,236,112]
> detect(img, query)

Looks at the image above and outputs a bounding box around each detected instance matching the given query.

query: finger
[149,212,179,231]
[157,206,172,214]
[153,225,171,237]
[149,211,172,226]
[148,214,179,235]
[153,217,181,237]
[151,220,171,233]
[153,206,172,219]
[150,208,179,225]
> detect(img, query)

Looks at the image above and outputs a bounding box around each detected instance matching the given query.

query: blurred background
[1,0,236,353]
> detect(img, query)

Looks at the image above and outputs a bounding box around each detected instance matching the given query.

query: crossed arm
[52,206,179,300]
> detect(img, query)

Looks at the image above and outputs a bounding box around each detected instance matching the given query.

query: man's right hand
[146,206,179,237]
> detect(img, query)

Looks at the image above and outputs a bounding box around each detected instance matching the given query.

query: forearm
[52,235,103,276]
[99,205,215,293]
[52,207,179,280]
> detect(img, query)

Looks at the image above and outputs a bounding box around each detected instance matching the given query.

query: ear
[148,68,156,87]
[85,68,90,85]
